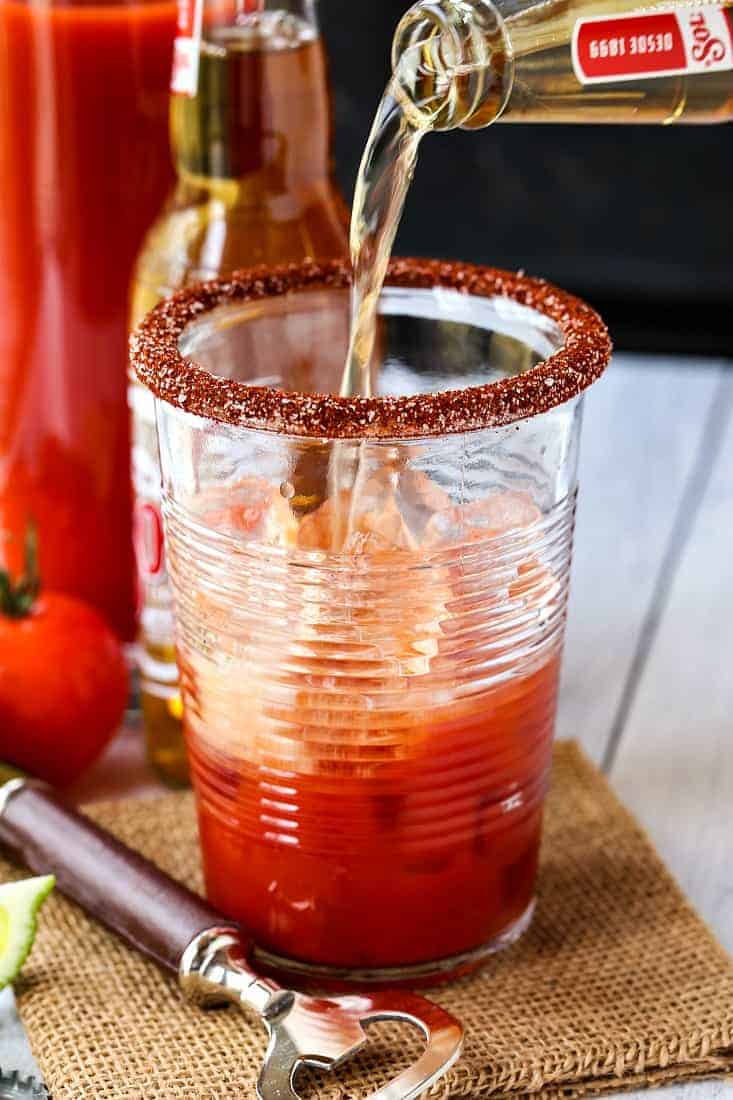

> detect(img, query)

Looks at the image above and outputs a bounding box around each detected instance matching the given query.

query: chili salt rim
[130,257,611,439]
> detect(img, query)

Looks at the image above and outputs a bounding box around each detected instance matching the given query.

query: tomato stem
[0,526,41,619]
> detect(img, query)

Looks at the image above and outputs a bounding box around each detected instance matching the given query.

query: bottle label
[572,6,733,84]
[171,0,203,97]
[134,501,166,582]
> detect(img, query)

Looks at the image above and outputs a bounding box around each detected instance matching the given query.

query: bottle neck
[171,0,335,194]
[392,0,733,128]
[391,0,512,131]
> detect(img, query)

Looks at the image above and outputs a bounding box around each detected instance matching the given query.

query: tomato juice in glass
[0,0,176,640]
[131,259,611,984]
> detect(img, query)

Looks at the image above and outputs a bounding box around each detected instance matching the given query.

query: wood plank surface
[623,1082,733,1100]
[0,988,41,1082]
[609,374,733,957]
[559,355,727,765]
[613,373,733,1100]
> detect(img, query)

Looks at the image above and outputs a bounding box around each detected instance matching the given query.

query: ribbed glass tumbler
[131,258,611,985]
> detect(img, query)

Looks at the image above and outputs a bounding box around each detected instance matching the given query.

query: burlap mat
[4,741,732,1100]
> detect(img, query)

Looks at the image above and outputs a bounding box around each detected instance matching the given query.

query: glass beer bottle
[130,0,349,785]
[391,0,733,129]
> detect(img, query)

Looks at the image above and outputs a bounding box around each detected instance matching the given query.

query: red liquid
[192,656,559,974]
[0,0,176,639]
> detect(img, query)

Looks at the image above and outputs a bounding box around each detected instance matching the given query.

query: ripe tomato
[0,591,129,787]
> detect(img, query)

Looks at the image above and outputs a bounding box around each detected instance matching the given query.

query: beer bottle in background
[130,0,349,785]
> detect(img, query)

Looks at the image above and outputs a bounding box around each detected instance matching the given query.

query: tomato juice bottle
[0,0,177,641]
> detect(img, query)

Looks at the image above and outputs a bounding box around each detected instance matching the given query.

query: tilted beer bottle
[391,0,733,128]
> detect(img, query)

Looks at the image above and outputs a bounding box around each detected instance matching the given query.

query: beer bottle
[392,0,733,129]
[130,0,349,785]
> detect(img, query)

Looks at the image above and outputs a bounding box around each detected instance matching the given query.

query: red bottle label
[171,0,203,96]
[134,501,166,580]
[572,6,733,84]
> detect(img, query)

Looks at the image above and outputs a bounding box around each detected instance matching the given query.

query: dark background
[321,1,732,356]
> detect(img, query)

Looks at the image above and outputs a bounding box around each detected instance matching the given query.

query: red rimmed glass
[131,258,611,985]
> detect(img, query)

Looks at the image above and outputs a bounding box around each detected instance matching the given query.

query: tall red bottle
[0,0,177,641]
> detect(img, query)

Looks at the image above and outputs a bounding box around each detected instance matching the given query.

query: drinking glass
[131,258,611,985]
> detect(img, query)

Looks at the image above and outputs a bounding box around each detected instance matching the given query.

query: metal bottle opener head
[180,929,464,1100]
[258,989,463,1100]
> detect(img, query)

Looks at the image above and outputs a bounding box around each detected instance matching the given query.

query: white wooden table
[1,353,732,1098]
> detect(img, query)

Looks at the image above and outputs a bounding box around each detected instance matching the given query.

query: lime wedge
[0,876,55,989]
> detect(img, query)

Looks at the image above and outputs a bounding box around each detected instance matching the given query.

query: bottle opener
[0,779,463,1100]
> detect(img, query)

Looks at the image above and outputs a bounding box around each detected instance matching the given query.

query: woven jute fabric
[5,741,733,1100]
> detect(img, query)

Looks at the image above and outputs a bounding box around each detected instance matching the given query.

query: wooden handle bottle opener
[0,778,463,1100]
